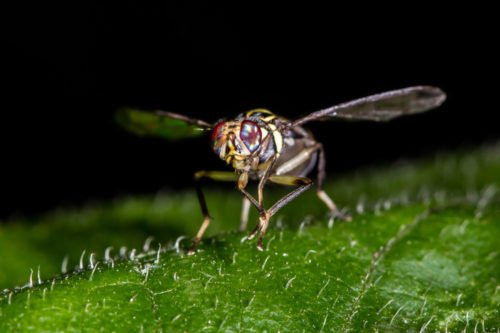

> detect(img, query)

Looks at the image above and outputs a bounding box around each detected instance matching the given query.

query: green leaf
[1,144,499,332]
[115,108,207,140]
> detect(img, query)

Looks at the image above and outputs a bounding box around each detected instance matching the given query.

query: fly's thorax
[209,109,286,171]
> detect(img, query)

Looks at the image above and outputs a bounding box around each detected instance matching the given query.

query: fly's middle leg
[238,197,251,232]
[188,170,238,255]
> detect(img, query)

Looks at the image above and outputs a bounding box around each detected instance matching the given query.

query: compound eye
[211,122,226,155]
[240,120,262,153]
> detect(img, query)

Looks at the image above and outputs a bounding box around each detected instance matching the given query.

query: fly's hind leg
[316,143,351,222]
[187,171,238,255]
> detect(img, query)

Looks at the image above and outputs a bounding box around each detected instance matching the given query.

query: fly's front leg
[235,171,268,246]
[257,175,313,250]
[237,169,313,251]
[188,171,238,255]
[247,157,278,241]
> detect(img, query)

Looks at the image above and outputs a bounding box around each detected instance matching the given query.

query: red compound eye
[211,122,226,154]
[239,120,262,153]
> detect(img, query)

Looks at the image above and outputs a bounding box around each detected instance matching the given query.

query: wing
[116,108,213,140]
[291,86,446,127]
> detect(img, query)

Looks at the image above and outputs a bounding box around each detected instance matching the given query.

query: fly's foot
[247,226,259,240]
[247,215,265,240]
[256,239,264,251]
[248,212,271,251]
[187,215,211,255]
[255,212,271,251]
[187,241,199,255]
[335,211,351,222]
[328,210,351,228]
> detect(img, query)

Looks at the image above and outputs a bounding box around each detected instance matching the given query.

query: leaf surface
[1,144,499,332]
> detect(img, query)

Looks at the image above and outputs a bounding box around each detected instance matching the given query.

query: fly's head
[210,119,263,171]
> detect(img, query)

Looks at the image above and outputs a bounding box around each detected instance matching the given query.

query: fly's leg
[187,171,238,255]
[237,171,313,250]
[272,142,350,225]
[239,197,251,232]
[253,211,271,250]
[316,143,351,221]
[237,172,268,240]
[252,175,313,250]
[245,157,278,241]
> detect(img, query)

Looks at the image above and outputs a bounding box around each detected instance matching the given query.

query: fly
[116,85,446,254]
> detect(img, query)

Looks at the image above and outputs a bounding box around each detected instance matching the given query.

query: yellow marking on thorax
[245,108,275,118]
[268,123,283,156]
[261,115,276,122]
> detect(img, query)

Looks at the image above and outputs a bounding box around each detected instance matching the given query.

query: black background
[0,3,497,219]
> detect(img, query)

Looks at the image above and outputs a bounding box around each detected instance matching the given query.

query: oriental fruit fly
[116,86,446,254]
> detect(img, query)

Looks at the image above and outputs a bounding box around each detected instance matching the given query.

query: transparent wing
[292,86,446,127]
[116,108,212,140]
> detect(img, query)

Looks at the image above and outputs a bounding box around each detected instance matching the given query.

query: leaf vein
[342,208,431,331]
